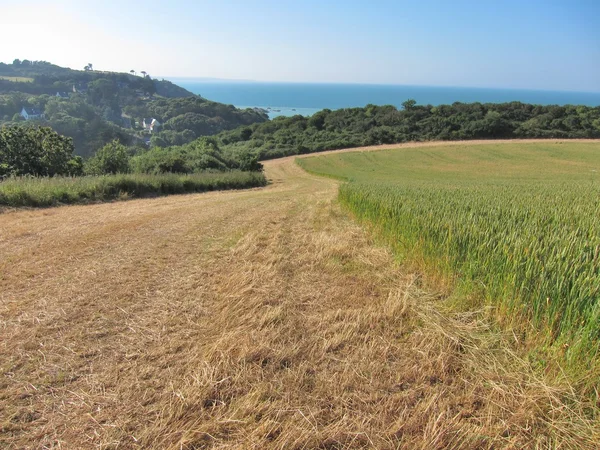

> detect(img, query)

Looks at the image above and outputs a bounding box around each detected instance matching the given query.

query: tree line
[216,101,600,161]
[0,126,261,179]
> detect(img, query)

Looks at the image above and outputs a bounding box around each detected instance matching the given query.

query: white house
[56,91,69,99]
[142,118,161,133]
[20,107,44,121]
[72,83,88,94]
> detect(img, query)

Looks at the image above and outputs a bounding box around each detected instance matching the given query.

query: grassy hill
[0,60,193,97]
[299,141,600,386]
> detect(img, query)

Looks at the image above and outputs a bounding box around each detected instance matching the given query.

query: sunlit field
[299,142,600,375]
[2,143,599,448]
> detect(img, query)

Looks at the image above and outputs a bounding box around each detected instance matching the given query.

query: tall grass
[299,142,600,376]
[340,181,600,366]
[0,171,267,208]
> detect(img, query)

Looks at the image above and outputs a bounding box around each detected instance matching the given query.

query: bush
[130,137,229,174]
[85,140,131,175]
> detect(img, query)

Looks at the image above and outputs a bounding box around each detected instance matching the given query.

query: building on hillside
[20,107,45,121]
[72,83,88,94]
[56,91,70,99]
[142,118,161,133]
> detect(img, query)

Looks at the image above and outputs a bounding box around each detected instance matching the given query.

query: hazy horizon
[2,0,599,92]
[165,77,600,95]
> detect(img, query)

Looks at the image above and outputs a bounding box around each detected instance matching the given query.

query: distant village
[19,83,161,144]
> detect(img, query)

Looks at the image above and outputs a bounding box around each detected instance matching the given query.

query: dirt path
[1,145,598,449]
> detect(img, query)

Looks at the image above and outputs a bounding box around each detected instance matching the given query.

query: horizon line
[161,77,600,95]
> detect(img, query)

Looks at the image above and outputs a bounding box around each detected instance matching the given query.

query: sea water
[174,80,600,118]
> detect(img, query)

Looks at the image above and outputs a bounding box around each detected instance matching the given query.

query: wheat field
[298,141,600,377]
[1,141,599,449]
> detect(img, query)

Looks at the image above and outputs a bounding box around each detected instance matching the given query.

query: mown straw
[1,143,598,449]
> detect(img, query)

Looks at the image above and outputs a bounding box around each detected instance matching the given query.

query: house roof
[73,83,88,92]
[143,118,160,126]
[23,107,42,115]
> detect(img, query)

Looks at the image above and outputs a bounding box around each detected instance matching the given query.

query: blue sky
[1,0,599,91]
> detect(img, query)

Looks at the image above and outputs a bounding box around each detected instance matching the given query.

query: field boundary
[295,139,600,391]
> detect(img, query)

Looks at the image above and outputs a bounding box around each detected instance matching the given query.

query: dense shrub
[130,137,231,174]
[85,140,131,175]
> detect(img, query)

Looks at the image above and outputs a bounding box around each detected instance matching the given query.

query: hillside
[0,60,268,156]
[0,60,193,98]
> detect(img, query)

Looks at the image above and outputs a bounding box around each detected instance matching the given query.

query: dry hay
[1,144,598,449]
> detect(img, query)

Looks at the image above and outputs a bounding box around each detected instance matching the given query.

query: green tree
[401,99,417,111]
[85,140,131,175]
[0,126,82,177]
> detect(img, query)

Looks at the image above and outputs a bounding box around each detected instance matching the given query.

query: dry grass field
[1,141,599,449]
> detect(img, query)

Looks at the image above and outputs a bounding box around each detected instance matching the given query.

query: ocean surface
[175,80,600,119]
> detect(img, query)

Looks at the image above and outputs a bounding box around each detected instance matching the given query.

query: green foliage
[85,140,131,175]
[0,60,267,158]
[299,142,600,376]
[43,96,132,156]
[217,102,600,161]
[150,129,196,147]
[0,171,267,207]
[401,99,417,110]
[0,125,83,177]
[131,137,230,174]
[123,97,268,147]
[238,150,263,172]
[153,78,193,98]
[0,60,193,98]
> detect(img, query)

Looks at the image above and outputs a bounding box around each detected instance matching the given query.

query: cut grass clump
[299,141,600,383]
[0,171,267,208]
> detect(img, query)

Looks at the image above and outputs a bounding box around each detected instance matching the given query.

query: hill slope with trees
[0,60,268,156]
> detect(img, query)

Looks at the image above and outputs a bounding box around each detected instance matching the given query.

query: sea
[174,80,600,119]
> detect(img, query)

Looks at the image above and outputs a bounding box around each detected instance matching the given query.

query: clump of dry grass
[1,147,598,449]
